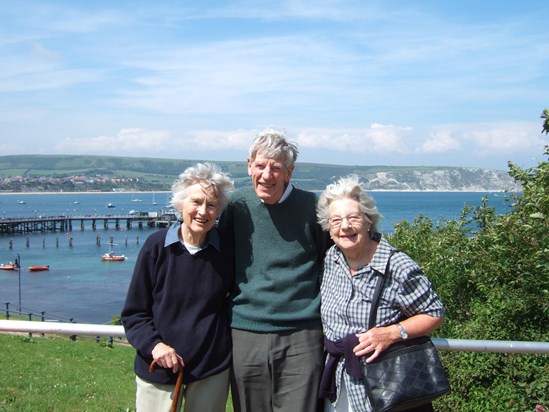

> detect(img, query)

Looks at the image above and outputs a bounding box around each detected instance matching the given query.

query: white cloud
[368,124,410,153]
[294,124,410,154]
[460,123,546,155]
[171,130,253,151]
[55,128,173,155]
[418,131,460,153]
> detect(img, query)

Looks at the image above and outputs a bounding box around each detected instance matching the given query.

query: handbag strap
[368,248,397,330]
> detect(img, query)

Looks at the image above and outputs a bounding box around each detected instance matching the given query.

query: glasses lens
[329,214,362,228]
[329,217,342,227]
[347,214,362,225]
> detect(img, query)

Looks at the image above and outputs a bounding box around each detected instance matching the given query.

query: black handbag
[364,249,451,412]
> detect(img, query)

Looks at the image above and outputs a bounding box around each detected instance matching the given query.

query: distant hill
[0,154,520,192]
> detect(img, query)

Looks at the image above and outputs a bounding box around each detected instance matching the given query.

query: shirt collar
[330,234,390,274]
[278,183,294,203]
[164,221,221,251]
[368,236,393,274]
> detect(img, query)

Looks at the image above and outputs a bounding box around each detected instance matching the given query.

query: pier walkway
[0,213,176,234]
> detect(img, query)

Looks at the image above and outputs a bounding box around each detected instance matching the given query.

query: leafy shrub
[387,145,549,411]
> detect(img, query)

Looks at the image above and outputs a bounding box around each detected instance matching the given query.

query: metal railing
[2,302,85,324]
[0,320,124,338]
[1,319,548,354]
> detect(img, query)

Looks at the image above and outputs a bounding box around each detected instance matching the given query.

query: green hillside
[0,154,518,192]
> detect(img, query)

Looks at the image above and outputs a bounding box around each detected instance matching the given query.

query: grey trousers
[231,328,324,412]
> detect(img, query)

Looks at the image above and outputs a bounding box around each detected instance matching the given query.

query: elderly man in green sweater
[219,129,330,412]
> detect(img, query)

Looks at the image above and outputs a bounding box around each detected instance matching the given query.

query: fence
[1,319,548,355]
[2,301,84,324]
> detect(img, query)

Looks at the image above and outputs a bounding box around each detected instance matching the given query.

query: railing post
[69,318,76,341]
[28,313,32,337]
[5,302,10,320]
[41,311,46,336]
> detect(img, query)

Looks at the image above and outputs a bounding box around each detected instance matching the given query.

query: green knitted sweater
[219,187,329,332]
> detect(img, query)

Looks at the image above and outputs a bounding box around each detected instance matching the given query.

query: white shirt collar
[278,183,294,203]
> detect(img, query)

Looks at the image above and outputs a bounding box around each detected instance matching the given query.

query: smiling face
[180,182,219,245]
[248,152,294,204]
[328,198,369,255]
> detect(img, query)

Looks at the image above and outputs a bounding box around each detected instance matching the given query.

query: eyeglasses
[328,213,364,228]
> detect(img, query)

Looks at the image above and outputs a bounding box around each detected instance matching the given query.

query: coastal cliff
[348,168,520,192]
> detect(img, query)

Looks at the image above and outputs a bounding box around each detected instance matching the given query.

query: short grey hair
[248,128,299,169]
[170,163,234,220]
[317,174,383,232]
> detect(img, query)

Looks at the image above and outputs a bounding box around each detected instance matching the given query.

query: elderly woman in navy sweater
[122,163,234,412]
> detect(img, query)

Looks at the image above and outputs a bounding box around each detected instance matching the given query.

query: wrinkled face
[248,153,294,205]
[328,198,369,252]
[180,183,219,239]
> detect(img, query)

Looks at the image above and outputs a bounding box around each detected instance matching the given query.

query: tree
[541,108,549,135]
[387,142,549,410]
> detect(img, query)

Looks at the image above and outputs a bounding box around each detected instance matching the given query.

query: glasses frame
[328,213,365,229]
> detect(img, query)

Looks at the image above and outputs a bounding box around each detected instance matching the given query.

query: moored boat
[28,265,49,272]
[101,252,127,261]
[101,242,127,261]
[0,263,18,271]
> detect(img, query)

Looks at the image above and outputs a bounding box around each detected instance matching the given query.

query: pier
[0,212,176,234]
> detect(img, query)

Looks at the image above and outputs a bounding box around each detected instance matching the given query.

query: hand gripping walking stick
[149,359,184,412]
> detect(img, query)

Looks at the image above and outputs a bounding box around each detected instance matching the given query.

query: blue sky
[1,1,548,170]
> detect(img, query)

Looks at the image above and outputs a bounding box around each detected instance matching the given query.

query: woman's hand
[354,325,399,363]
[151,342,185,373]
[354,314,444,363]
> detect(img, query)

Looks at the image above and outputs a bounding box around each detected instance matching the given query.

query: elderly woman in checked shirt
[316,175,445,412]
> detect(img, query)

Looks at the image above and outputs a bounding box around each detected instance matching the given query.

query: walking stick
[149,359,184,412]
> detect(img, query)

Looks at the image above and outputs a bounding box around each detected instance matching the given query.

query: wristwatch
[397,323,408,340]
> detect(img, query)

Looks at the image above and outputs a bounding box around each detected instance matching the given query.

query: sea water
[0,191,513,324]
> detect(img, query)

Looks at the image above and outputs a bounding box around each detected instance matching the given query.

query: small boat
[106,203,116,208]
[28,265,49,272]
[0,263,18,271]
[17,200,26,204]
[101,252,127,262]
[101,242,127,261]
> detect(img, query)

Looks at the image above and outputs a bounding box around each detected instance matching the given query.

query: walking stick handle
[148,359,184,412]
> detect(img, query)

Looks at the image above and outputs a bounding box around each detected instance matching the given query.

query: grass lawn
[0,333,234,411]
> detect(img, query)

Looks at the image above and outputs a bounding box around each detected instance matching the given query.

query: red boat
[28,265,49,272]
[0,263,18,271]
[101,242,127,262]
[101,252,127,262]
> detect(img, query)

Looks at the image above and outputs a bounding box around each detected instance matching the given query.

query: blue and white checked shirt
[320,236,444,411]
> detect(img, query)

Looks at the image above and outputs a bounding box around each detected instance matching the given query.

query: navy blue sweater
[121,222,234,385]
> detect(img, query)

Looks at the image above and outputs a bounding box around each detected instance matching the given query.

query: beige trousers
[135,368,229,412]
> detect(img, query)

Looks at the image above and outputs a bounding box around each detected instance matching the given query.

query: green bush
[387,145,549,411]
